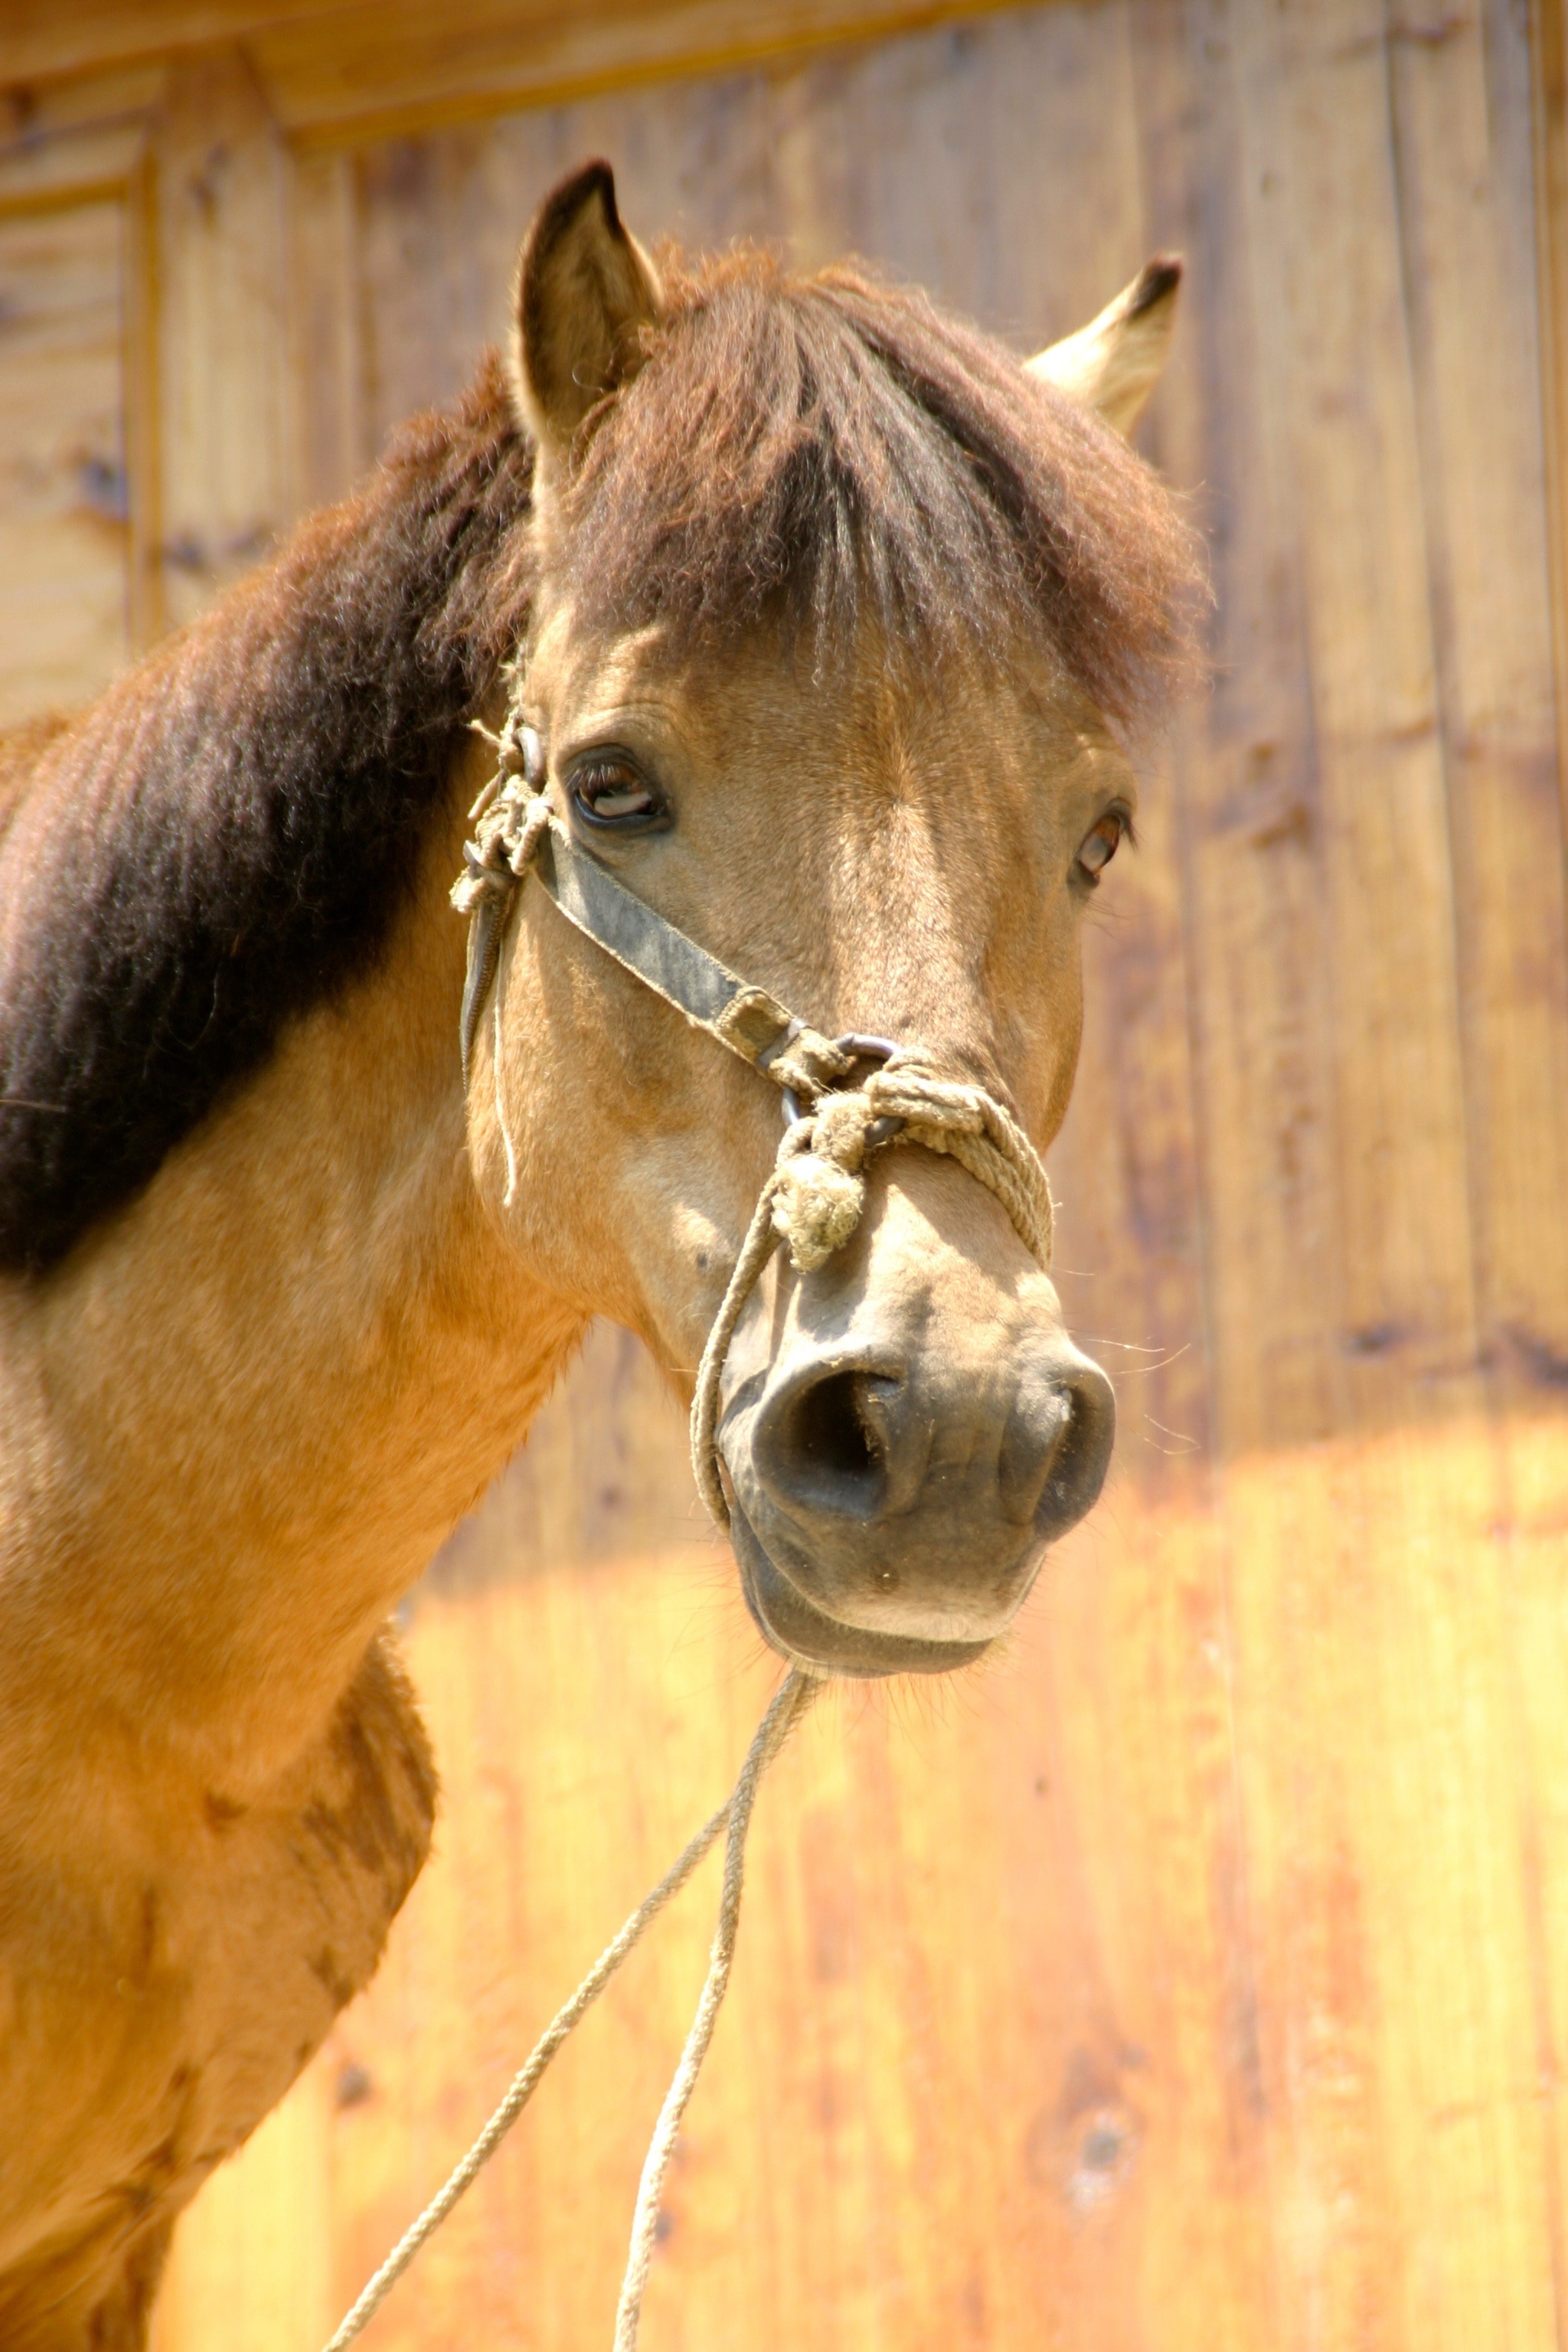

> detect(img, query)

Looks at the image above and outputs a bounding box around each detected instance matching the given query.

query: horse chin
[726,1494,994,1681]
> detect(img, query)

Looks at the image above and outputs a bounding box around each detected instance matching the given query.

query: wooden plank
[1495,1396,1568,2342]
[0,0,330,84]
[123,136,162,650]
[1220,0,1480,1436]
[257,0,1063,149]
[0,58,168,145]
[149,45,297,632]
[1393,57,1568,2293]
[1535,0,1568,851]
[1241,2,1481,1430]
[0,120,146,216]
[1139,5,1563,2344]
[1392,0,1568,1394]
[351,123,521,445]
[0,108,162,662]
[770,29,1263,2335]
[1220,1419,1564,2352]
[882,1,1219,1483]
[0,194,132,723]
[1129,0,1345,1455]
[5,0,1063,137]
[291,142,368,505]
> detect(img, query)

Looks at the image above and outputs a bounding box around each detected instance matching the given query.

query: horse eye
[1076,811,1126,884]
[570,756,665,830]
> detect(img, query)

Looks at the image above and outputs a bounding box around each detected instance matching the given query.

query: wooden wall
[4,2,1568,2345]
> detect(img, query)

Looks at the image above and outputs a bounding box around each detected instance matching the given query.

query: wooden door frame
[7,2,1040,146]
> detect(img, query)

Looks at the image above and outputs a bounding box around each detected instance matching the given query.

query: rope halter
[451,694,1057,1527]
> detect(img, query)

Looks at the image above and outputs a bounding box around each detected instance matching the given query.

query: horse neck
[0,783,582,1790]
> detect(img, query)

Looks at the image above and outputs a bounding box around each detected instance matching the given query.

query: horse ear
[511,160,664,462]
[1024,256,1182,436]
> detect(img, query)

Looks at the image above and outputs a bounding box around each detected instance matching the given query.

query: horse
[0,159,1196,2347]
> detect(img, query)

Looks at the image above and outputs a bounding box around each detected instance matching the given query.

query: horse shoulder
[0,1631,436,2345]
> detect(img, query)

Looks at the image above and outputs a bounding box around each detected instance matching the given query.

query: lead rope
[318,703,1057,2347]
[319,1670,816,2352]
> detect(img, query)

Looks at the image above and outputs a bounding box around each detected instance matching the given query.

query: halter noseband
[451,693,1056,1532]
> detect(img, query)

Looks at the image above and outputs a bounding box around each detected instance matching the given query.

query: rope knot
[450,783,552,914]
[769,1088,890,1272]
[451,708,548,919]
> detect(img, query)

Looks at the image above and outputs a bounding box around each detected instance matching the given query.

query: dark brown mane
[558,244,1199,726]
[0,358,534,1274]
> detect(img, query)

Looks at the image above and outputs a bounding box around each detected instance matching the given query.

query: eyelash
[569,755,665,828]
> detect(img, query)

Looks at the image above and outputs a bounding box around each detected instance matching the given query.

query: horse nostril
[795,1370,877,1477]
[1032,1363,1116,1539]
[748,1348,1113,1552]
[757,1367,898,1521]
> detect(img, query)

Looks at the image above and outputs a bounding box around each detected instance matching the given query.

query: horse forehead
[528,605,665,711]
[537,599,1034,730]
[532,608,1110,865]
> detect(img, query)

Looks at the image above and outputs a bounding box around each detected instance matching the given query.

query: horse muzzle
[715,1161,1116,1679]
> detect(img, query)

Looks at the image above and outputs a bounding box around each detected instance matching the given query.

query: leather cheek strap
[456,805,854,1104]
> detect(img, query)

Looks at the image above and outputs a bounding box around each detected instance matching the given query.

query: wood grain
[0,195,131,724]
[1534,0,1568,848]
[1391,0,1568,1390]
[150,48,296,634]
[7,1,1070,142]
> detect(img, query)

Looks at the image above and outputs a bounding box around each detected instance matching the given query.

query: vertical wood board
[0,195,130,724]
[152,47,296,632]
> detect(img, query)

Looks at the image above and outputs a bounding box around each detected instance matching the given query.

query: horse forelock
[0,355,535,1276]
[548,244,1204,729]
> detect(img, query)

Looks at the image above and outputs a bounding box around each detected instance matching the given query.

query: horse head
[460,163,1196,1678]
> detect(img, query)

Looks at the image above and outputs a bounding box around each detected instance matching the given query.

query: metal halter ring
[779,1031,900,1129]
